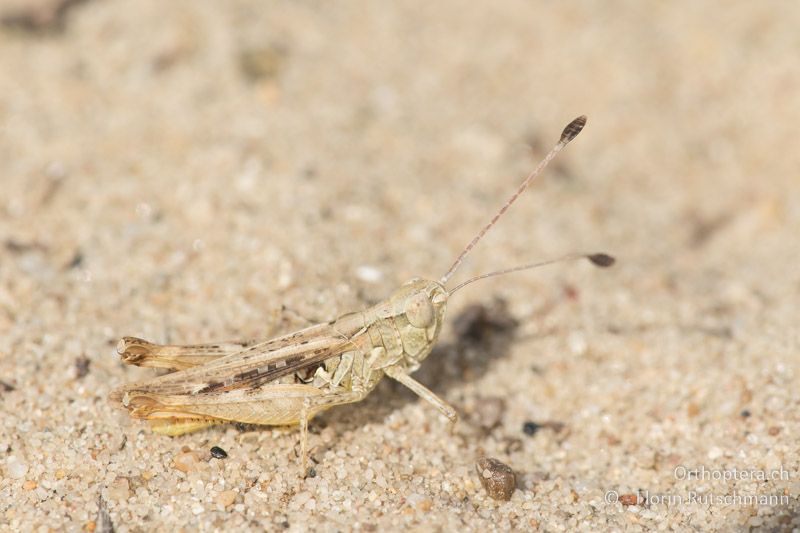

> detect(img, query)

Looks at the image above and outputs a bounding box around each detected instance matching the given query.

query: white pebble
[6,456,28,479]
[355,265,383,283]
[291,491,313,510]
[707,447,722,460]
[763,452,781,472]
[568,332,588,355]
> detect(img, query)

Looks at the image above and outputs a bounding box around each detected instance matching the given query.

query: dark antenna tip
[560,115,587,144]
[587,253,615,268]
[439,115,591,285]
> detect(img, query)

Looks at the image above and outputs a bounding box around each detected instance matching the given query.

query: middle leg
[294,388,368,476]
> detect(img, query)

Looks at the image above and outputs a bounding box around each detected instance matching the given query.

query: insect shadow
[315,297,520,435]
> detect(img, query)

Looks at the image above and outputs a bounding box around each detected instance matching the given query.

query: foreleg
[384,366,458,429]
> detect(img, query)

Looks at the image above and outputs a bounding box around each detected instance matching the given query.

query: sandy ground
[1,1,799,531]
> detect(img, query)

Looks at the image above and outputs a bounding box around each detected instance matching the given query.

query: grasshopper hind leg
[148,417,223,436]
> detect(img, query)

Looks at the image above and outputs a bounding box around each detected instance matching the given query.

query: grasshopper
[109,116,613,472]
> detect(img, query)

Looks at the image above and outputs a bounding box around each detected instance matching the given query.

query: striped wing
[110,312,367,401]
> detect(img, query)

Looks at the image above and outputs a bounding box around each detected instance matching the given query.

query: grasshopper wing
[116,337,263,371]
[110,312,367,404]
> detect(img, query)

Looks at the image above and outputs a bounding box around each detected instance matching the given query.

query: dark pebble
[740,409,751,418]
[210,446,228,459]
[522,421,541,436]
[74,356,91,379]
[475,457,516,501]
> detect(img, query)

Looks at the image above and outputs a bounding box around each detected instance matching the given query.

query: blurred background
[1,1,798,530]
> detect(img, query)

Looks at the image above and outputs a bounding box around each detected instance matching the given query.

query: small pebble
[216,490,237,508]
[74,356,91,379]
[740,409,751,418]
[707,447,723,460]
[763,452,781,472]
[475,396,505,430]
[292,491,313,510]
[522,421,541,436]
[6,456,28,479]
[173,451,202,473]
[417,498,433,512]
[320,427,336,444]
[620,493,644,506]
[355,265,383,283]
[475,457,516,501]
[108,477,130,501]
[210,446,228,459]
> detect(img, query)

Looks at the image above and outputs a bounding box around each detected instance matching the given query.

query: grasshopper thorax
[376,278,448,365]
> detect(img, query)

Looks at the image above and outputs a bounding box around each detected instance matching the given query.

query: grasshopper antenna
[449,252,615,294]
[440,115,587,286]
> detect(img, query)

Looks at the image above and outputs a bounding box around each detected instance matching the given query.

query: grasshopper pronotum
[110,116,613,472]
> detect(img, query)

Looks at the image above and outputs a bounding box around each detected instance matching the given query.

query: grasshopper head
[387,278,448,364]
[397,278,448,326]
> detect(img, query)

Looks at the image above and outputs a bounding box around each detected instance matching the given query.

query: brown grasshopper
[109,116,613,471]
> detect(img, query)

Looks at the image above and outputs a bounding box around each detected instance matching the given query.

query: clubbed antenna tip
[588,253,615,268]
[560,115,587,144]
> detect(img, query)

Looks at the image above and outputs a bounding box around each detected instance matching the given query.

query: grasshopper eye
[405,293,435,328]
